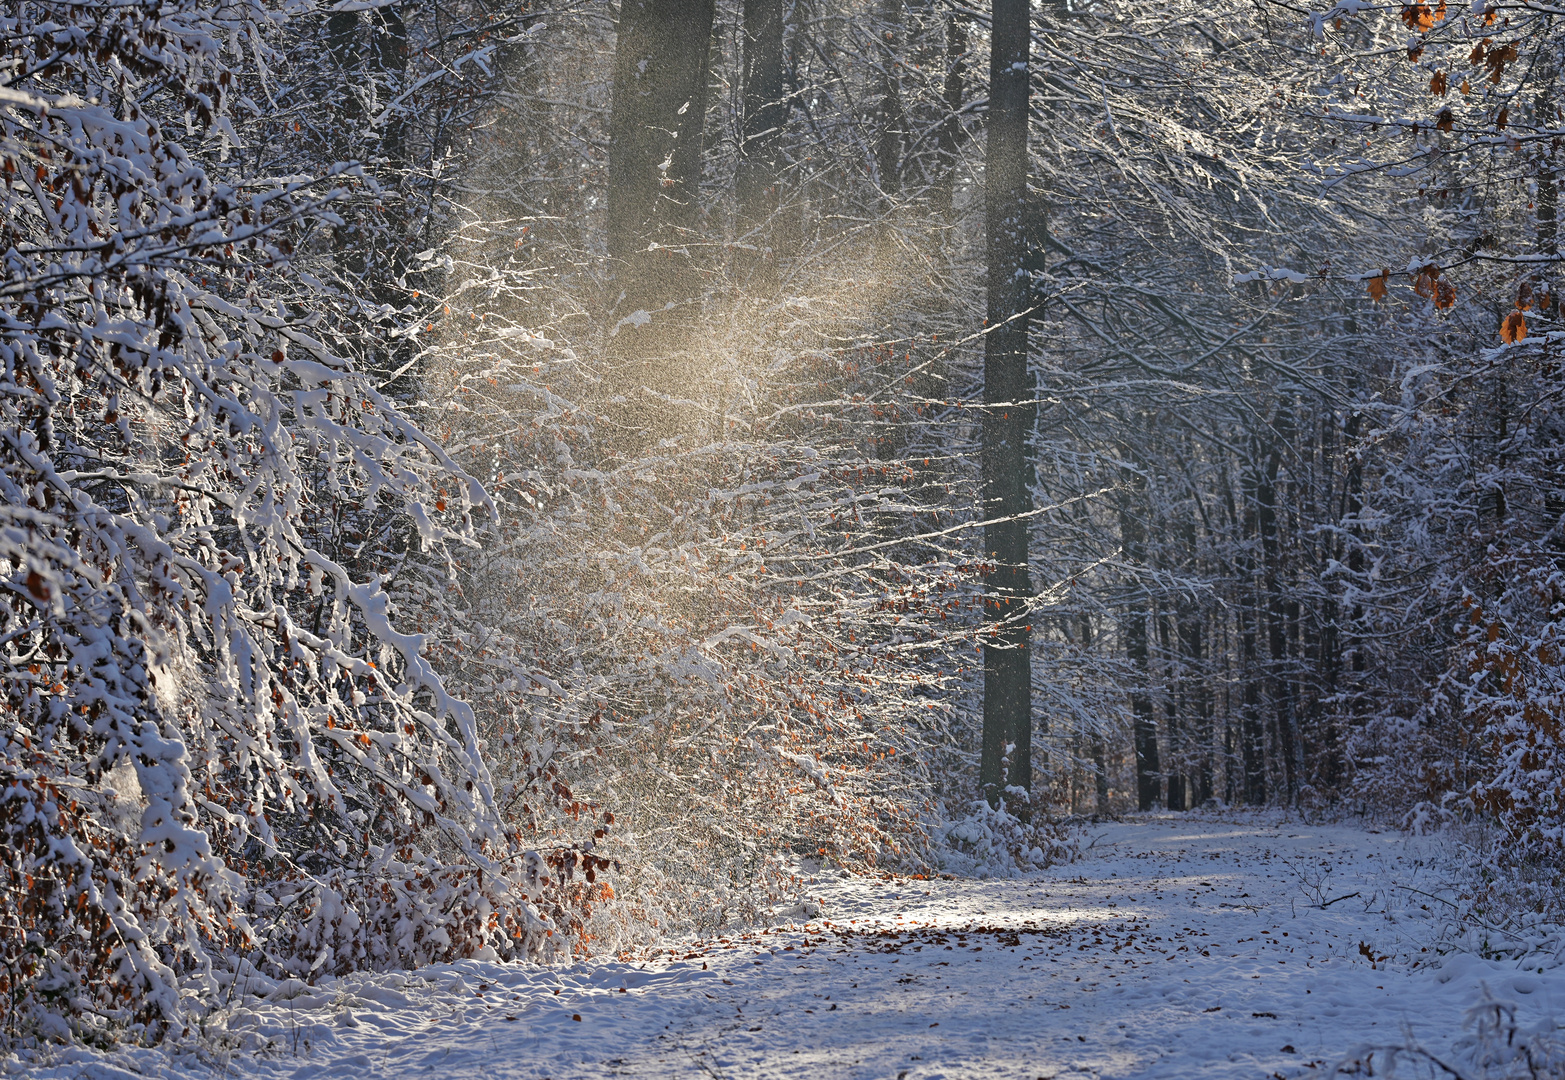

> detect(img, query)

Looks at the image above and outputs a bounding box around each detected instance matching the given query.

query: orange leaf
[1413,263,1441,299]
[1435,280,1457,309]
[1501,310,1527,343]
[1430,70,1448,95]
[1401,2,1434,30]
[1434,0,1447,20]
[1367,272,1388,301]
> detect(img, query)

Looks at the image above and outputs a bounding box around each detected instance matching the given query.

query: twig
[1319,891,1361,908]
[1391,885,1533,943]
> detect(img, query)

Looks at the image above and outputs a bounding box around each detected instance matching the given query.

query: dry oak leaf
[1436,107,1454,132]
[1501,310,1527,343]
[1435,279,1457,309]
[1487,42,1518,83]
[1430,70,1448,96]
[1367,271,1389,301]
[1401,2,1434,30]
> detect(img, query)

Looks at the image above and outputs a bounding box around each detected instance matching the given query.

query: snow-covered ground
[15,814,1565,1079]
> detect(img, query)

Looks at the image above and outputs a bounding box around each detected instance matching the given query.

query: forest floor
[16,812,1565,1080]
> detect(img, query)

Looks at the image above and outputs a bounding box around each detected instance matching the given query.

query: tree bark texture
[979,0,1033,806]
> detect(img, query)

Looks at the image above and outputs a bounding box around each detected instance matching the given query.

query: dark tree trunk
[738,0,787,287]
[1160,608,1185,811]
[1257,410,1301,804]
[1183,605,1212,806]
[1240,461,1266,805]
[1539,50,1558,275]
[605,0,716,439]
[932,14,967,218]
[1339,404,1366,781]
[979,0,1033,807]
[1173,503,1208,807]
[1078,613,1109,816]
[609,0,714,283]
[1120,471,1160,811]
[1091,733,1110,816]
[873,0,906,205]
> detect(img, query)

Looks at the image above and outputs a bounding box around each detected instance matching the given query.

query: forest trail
[28,815,1564,1080]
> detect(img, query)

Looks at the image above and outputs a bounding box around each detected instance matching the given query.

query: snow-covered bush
[0,0,562,1044]
[1460,582,1565,863]
[406,282,994,941]
[1335,994,1565,1079]
[934,786,1079,877]
[1348,311,1565,875]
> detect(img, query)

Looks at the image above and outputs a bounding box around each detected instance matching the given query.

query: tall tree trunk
[1174,504,1209,807]
[1160,607,1185,810]
[738,0,787,288]
[1091,732,1110,816]
[605,0,716,439]
[873,0,906,206]
[1120,469,1161,811]
[979,0,1033,806]
[1240,460,1266,805]
[1184,604,1213,806]
[1538,45,1558,290]
[1257,417,1301,804]
[932,13,967,218]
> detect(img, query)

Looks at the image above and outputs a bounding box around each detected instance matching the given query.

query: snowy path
[22,815,1565,1080]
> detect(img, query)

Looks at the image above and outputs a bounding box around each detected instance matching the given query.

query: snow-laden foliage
[933,788,1079,878]
[405,219,1024,944]
[17,0,1565,1051]
[0,0,567,1045]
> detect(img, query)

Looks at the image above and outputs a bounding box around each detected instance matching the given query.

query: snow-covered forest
[3,0,1565,1064]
